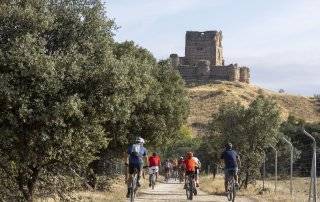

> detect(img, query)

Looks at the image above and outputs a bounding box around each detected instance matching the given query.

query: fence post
[303,129,317,202]
[270,145,277,193]
[282,137,293,196]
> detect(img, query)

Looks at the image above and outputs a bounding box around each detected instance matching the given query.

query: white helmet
[135,137,145,144]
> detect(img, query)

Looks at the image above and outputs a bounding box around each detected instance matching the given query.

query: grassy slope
[200,175,308,202]
[188,81,320,134]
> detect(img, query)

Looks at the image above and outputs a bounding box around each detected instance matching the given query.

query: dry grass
[187,81,320,135]
[200,174,311,202]
[36,176,128,202]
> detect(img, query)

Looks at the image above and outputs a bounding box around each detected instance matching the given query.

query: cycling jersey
[184,158,196,172]
[148,155,160,167]
[220,149,238,169]
[127,144,147,165]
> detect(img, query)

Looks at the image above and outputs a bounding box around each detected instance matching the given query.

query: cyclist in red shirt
[183,152,197,189]
[148,152,161,186]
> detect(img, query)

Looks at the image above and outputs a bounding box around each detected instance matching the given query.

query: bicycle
[164,168,170,183]
[149,167,157,190]
[173,169,178,181]
[128,167,140,202]
[226,170,237,202]
[178,169,184,183]
[185,173,197,200]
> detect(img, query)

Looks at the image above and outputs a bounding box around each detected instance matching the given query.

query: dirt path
[134,179,256,202]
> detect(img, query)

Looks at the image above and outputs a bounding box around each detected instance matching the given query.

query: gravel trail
[133,179,256,202]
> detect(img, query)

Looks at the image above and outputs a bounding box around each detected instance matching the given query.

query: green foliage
[129,60,189,147]
[0,0,115,200]
[279,115,320,176]
[161,125,200,159]
[0,1,189,200]
[208,95,282,188]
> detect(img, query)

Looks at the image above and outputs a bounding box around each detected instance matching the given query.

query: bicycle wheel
[151,174,155,189]
[132,174,139,202]
[130,180,135,202]
[227,179,232,201]
[185,178,190,199]
[188,177,193,200]
[232,181,236,202]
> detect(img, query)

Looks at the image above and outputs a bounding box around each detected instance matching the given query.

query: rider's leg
[195,168,199,187]
[184,172,188,188]
[137,164,142,187]
[126,164,134,197]
[234,169,239,186]
[149,171,152,187]
[224,172,228,193]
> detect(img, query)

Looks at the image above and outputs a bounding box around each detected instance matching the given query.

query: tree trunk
[16,167,39,202]
[244,171,249,189]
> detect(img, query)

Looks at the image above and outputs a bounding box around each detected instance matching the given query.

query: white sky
[105,0,320,96]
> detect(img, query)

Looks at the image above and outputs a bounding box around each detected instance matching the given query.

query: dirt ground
[134,179,256,202]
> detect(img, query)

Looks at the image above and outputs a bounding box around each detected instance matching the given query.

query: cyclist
[178,156,184,166]
[164,159,172,181]
[172,158,178,179]
[178,156,185,182]
[148,152,161,186]
[220,142,241,193]
[192,155,201,187]
[183,152,197,189]
[125,137,148,198]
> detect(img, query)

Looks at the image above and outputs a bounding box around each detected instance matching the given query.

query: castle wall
[239,67,250,83]
[170,30,250,84]
[176,65,241,84]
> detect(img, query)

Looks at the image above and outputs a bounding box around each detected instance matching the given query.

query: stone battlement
[170,30,250,84]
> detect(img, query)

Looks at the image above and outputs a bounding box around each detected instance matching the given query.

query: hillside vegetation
[188,81,320,134]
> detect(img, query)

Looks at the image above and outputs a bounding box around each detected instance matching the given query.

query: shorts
[148,166,159,174]
[185,170,196,176]
[129,163,142,174]
[224,168,238,179]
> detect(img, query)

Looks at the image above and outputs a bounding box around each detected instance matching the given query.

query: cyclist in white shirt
[192,156,201,187]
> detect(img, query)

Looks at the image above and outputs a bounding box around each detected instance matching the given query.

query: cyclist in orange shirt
[183,152,197,189]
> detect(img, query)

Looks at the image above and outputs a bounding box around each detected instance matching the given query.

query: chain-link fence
[263,131,320,201]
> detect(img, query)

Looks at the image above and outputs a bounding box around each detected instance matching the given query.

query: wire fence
[202,131,320,201]
[262,131,320,201]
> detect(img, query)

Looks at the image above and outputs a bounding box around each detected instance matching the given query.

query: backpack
[131,144,141,157]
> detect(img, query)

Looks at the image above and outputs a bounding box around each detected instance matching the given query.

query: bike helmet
[135,137,145,144]
[225,142,232,150]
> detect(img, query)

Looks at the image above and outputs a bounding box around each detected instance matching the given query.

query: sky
[105,0,320,96]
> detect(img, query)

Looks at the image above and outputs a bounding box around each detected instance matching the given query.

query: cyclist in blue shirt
[125,137,148,198]
[220,143,241,193]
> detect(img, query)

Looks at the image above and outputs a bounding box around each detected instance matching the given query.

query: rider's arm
[124,152,129,182]
[143,149,148,166]
[237,155,241,167]
[146,155,149,167]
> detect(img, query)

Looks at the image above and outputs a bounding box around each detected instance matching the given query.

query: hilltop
[187,81,320,134]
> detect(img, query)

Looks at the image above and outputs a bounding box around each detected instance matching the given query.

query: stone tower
[185,31,223,66]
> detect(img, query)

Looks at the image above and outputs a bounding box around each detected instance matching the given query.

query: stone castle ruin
[170,31,250,84]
